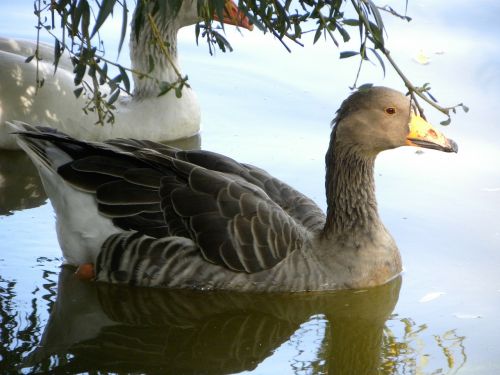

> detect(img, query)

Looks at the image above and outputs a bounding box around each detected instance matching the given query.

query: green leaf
[73,63,86,85]
[461,104,469,113]
[25,55,34,63]
[107,88,120,105]
[213,31,233,52]
[368,48,385,76]
[340,51,359,59]
[367,0,384,30]
[175,86,182,98]
[81,0,91,37]
[195,23,201,45]
[119,66,130,93]
[343,19,360,26]
[91,0,117,38]
[71,1,83,37]
[99,62,108,85]
[88,63,96,79]
[53,39,62,73]
[313,27,323,44]
[158,81,173,97]
[117,0,128,57]
[440,118,451,126]
[336,25,351,42]
[74,87,84,98]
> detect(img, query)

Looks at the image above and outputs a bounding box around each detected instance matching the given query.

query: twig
[34,0,43,92]
[146,12,183,81]
[383,50,461,117]
[351,0,463,119]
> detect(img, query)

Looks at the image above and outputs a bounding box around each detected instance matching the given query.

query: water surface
[1,0,500,373]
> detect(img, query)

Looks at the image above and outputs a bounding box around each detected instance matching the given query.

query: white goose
[11,87,457,292]
[0,0,252,149]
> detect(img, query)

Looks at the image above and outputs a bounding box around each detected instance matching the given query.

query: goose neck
[322,136,380,238]
[130,9,181,97]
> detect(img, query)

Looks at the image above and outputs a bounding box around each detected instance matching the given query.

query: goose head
[175,0,254,29]
[331,87,458,156]
[324,87,457,236]
[130,0,253,97]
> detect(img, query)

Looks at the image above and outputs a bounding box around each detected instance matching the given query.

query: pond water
[1,0,500,373]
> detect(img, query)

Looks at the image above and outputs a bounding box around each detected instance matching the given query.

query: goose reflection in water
[0,150,46,215]
[20,268,466,374]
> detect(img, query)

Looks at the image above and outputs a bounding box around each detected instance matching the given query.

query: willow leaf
[91,0,117,38]
[117,0,128,57]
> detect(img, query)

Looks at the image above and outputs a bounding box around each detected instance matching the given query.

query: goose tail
[7,120,74,172]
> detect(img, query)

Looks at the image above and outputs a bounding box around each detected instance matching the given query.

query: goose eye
[385,107,396,115]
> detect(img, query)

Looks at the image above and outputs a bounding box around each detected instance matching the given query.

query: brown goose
[11,87,457,292]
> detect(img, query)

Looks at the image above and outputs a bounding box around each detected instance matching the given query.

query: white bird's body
[0,33,200,149]
[0,0,256,149]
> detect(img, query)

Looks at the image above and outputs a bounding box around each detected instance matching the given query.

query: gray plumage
[11,87,457,291]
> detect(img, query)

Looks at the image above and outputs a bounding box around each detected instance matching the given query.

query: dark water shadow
[18,266,401,374]
[0,265,467,374]
[0,150,47,215]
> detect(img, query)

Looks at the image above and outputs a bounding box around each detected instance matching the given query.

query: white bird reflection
[0,150,46,215]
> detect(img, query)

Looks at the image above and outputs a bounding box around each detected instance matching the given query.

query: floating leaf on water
[453,313,482,319]
[414,49,430,65]
[419,292,444,303]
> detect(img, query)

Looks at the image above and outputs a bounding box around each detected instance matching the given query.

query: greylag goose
[11,87,458,292]
[0,0,252,149]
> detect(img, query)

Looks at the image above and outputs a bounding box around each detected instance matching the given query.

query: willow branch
[146,12,183,81]
[351,0,462,119]
[383,50,462,117]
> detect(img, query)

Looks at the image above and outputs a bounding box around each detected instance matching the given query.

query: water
[1,0,500,373]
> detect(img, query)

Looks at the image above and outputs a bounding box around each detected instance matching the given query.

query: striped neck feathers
[130,4,182,97]
[323,125,381,238]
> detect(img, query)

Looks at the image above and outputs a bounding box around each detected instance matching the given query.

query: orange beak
[214,0,254,30]
[405,114,458,153]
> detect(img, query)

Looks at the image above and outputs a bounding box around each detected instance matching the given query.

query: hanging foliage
[29,0,466,125]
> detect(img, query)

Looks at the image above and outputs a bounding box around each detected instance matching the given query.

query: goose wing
[107,138,326,233]
[128,149,310,273]
[16,127,311,273]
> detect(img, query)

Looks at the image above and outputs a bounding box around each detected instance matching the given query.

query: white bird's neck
[129,6,182,98]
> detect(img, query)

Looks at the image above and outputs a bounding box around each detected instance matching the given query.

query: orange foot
[75,263,95,281]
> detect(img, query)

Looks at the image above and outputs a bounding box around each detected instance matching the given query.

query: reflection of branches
[434,330,467,374]
[0,268,59,373]
[289,314,328,375]
[380,315,467,374]
[0,277,40,373]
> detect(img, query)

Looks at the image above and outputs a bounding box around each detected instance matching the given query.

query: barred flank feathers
[96,232,199,287]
